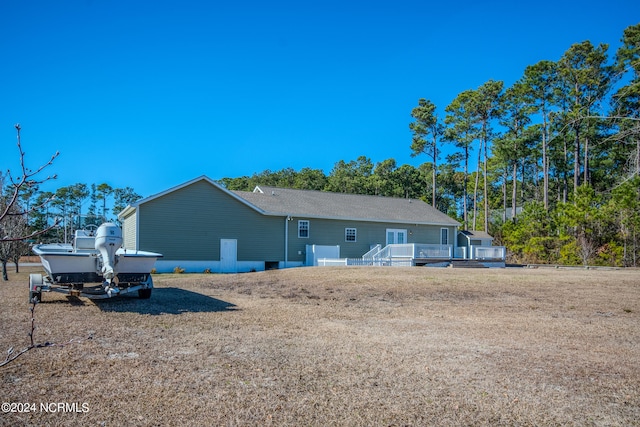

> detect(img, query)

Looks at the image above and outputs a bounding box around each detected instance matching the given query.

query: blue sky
[2,0,638,199]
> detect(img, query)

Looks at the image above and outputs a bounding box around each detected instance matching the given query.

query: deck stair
[450,259,487,268]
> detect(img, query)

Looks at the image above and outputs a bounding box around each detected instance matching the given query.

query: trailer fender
[29,274,43,303]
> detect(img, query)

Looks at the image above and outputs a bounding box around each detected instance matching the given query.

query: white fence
[469,245,506,260]
[317,258,413,267]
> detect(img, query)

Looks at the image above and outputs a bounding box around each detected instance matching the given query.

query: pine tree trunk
[521,160,526,215]
[463,147,469,230]
[636,139,640,176]
[512,162,517,221]
[542,109,549,210]
[473,140,482,230]
[584,135,589,186]
[563,138,569,203]
[432,143,437,208]
[502,169,507,224]
[2,260,8,281]
[484,137,489,232]
[574,126,581,194]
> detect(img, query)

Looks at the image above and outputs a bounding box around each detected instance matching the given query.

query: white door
[386,229,407,245]
[220,239,237,273]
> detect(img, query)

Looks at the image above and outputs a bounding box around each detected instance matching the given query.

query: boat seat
[75,236,95,250]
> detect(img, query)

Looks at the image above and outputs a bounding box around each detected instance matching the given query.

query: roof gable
[118,175,265,219]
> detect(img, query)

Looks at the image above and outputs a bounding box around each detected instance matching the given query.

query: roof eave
[118,205,136,220]
[258,211,460,226]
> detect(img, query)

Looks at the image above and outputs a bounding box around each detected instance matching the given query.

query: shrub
[558,239,582,266]
[595,242,624,267]
[523,236,560,264]
[173,266,185,274]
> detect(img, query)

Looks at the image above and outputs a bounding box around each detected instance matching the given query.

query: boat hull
[33,244,161,284]
[30,224,161,301]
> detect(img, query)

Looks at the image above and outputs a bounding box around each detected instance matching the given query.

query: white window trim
[345,228,357,242]
[298,220,309,238]
[386,228,407,245]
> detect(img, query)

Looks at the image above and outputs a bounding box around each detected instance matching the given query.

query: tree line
[223,24,640,267]
[1,174,141,278]
[409,23,640,267]
[221,159,434,196]
[1,125,142,279]
[10,182,141,245]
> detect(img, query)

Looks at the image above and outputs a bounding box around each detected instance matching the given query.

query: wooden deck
[413,258,506,268]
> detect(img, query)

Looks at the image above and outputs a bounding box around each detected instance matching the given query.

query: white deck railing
[470,245,506,260]
[317,244,505,267]
[414,244,453,258]
[455,246,467,259]
[372,244,453,260]
[374,244,414,259]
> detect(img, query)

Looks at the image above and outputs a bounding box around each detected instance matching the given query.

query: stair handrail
[362,244,382,259]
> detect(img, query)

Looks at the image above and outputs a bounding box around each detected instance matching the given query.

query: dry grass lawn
[1,265,639,426]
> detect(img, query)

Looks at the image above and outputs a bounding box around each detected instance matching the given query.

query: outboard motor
[95,223,123,294]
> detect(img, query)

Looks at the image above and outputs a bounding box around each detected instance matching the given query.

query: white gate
[306,245,340,266]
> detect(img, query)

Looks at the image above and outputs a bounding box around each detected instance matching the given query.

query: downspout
[284,216,290,268]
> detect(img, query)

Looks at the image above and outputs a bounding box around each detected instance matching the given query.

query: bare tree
[0,203,29,280]
[1,124,59,280]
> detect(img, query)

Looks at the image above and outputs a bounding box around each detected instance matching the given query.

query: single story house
[118,175,462,272]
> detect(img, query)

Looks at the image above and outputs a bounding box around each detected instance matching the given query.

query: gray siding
[137,180,284,261]
[286,218,456,261]
[457,232,467,249]
[127,177,460,265]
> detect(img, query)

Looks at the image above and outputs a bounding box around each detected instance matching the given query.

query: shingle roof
[459,230,494,240]
[121,176,460,227]
[232,185,460,226]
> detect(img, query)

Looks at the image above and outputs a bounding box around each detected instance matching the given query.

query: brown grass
[1,266,639,426]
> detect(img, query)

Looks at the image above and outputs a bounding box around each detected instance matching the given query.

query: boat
[29,222,162,301]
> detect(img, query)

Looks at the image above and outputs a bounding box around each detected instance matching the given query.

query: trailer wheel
[138,288,152,299]
[29,274,43,303]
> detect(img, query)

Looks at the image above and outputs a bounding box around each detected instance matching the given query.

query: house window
[298,220,309,238]
[345,228,357,242]
[441,228,449,245]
